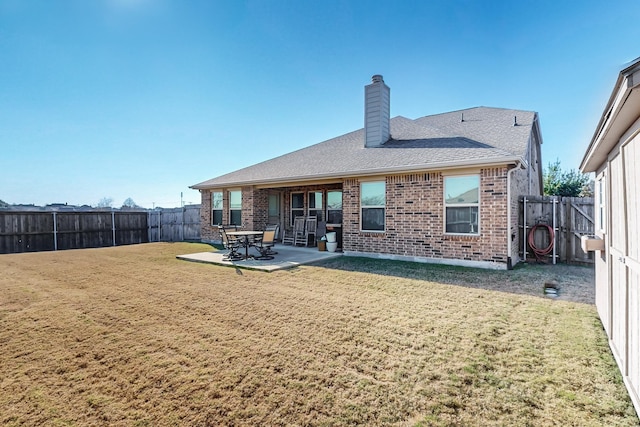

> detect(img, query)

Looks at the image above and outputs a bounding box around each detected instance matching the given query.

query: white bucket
[326,242,338,252]
[326,232,337,243]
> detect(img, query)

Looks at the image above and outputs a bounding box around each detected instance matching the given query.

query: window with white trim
[361,181,385,231]
[308,191,323,221]
[211,191,223,226]
[291,192,304,225]
[444,175,479,234]
[229,190,242,226]
[596,174,606,232]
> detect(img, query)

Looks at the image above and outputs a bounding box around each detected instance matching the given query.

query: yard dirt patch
[0,242,637,426]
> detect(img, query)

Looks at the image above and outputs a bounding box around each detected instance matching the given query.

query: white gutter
[506,160,524,268]
[191,156,521,190]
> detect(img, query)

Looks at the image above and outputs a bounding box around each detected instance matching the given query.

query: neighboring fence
[148,205,201,242]
[520,196,594,265]
[0,210,149,254]
[0,205,201,254]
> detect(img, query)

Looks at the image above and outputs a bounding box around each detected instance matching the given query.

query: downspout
[506,160,524,269]
[528,140,532,195]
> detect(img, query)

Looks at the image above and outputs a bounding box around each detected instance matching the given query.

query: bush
[543,160,591,197]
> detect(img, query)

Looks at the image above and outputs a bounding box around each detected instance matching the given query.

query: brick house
[192,75,543,269]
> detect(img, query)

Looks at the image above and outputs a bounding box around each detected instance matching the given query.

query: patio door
[268,192,281,238]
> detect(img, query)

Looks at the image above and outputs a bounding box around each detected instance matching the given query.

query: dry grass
[0,242,637,426]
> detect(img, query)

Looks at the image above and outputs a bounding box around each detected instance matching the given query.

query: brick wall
[198,167,523,267]
[199,190,214,241]
[246,188,269,231]
[199,187,261,243]
[343,168,510,266]
[200,186,320,243]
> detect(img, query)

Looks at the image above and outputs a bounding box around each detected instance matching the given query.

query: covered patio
[198,183,343,251]
[177,244,343,272]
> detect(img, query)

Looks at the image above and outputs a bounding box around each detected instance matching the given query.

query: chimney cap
[371,74,384,83]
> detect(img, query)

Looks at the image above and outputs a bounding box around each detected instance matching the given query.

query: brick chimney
[364,74,390,147]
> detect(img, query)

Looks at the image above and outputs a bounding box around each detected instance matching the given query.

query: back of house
[192,75,543,270]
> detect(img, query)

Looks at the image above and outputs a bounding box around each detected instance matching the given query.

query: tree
[543,160,591,197]
[0,199,8,208]
[121,198,142,209]
[96,197,113,208]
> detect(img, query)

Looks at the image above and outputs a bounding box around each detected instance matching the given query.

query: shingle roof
[192,106,537,189]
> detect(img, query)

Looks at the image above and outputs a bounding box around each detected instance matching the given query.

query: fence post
[522,197,528,260]
[565,198,570,263]
[53,211,58,251]
[111,210,116,246]
[552,197,557,264]
[181,207,185,241]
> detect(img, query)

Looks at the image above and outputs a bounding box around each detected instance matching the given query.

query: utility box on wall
[580,235,605,252]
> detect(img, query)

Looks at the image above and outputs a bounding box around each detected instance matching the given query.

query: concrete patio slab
[177,245,343,272]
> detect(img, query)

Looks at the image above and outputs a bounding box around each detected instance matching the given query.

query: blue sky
[1,0,638,208]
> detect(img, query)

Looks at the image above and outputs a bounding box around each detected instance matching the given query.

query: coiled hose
[528,224,554,262]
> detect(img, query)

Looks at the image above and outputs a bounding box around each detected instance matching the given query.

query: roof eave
[581,58,640,173]
[190,156,522,190]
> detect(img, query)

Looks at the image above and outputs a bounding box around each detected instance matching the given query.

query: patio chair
[254,228,277,260]
[219,226,243,261]
[305,216,317,246]
[281,232,293,245]
[264,224,279,255]
[292,216,307,246]
[266,223,280,241]
[255,224,278,244]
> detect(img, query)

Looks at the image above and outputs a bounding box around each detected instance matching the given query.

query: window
[291,192,304,225]
[597,175,606,232]
[211,191,223,226]
[308,191,323,221]
[268,194,279,218]
[361,181,385,231]
[229,190,242,226]
[444,175,479,234]
[327,190,343,224]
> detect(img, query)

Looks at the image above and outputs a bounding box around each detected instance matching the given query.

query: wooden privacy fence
[0,210,149,254]
[0,205,201,254]
[520,196,594,265]
[148,205,201,242]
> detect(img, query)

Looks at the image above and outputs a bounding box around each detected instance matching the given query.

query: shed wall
[593,117,640,415]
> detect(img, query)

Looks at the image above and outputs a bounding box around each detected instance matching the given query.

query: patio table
[227,230,263,259]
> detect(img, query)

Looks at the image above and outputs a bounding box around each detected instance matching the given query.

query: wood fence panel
[148,211,160,242]
[159,208,182,242]
[520,196,594,265]
[0,206,201,254]
[151,206,201,242]
[56,212,114,250]
[115,212,149,245]
[567,198,595,264]
[182,206,201,241]
[0,212,55,253]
